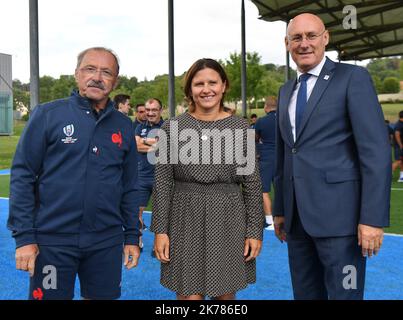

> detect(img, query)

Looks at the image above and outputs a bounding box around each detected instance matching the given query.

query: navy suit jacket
[273,58,391,237]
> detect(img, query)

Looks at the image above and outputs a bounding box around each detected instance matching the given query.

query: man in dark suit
[273,13,391,300]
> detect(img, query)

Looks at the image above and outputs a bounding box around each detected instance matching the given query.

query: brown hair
[113,94,130,107]
[145,98,163,110]
[76,47,120,75]
[264,96,278,111]
[183,58,230,113]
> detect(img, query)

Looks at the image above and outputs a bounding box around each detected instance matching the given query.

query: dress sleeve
[150,120,174,234]
[238,120,265,240]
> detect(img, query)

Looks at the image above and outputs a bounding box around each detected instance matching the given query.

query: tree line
[12,52,294,114]
[12,53,403,114]
[366,57,403,94]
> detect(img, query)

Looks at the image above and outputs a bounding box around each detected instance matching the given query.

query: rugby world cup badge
[61,124,78,144]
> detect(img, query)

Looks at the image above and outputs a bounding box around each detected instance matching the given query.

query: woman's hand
[244,238,262,262]
[154,233,171,263]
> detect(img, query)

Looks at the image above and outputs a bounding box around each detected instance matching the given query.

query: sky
[1,0,346,83]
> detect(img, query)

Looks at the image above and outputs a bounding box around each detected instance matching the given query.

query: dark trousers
[287,207,366,300]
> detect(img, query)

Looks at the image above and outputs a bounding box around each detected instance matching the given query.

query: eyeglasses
[79,66,116,80]
[288,30,326,43]
[146,109,161,114]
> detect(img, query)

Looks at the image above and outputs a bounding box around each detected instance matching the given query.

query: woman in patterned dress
[151,58,264,300]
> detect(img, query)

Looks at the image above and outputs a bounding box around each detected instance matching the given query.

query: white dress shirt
[288,55,327,142]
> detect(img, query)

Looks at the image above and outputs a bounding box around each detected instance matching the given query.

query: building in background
[0,53,13,135]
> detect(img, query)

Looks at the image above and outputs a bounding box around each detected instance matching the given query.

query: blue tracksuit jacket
[8,90,140,249]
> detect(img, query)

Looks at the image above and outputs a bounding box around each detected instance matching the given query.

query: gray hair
[76,47,120,75]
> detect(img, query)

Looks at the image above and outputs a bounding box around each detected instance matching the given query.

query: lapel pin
[324,75,330,80]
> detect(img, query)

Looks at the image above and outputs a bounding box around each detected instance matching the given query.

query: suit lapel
[279,79,296,146]
[296,58,336,141]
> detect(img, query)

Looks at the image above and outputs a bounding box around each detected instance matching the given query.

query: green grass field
[0,120,25,170]
[388,169,403,234]
[0,109,402,233]
[382,104,403,122]
[0,175,9,198]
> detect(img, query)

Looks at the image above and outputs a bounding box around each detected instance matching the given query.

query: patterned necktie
[295,73,311,134]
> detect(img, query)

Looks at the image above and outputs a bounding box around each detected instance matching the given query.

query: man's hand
[244,238,262,262]
[15,244,39,277]
[154,234,170,263]
[358,224,384,258]
[123,245,140,270]
[274,216,287,243]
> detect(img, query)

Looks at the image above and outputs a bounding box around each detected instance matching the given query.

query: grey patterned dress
[150,112,264,297]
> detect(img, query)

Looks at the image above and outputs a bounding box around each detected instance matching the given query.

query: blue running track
[0,198,402,300]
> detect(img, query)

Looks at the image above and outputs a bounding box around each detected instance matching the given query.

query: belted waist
[174,181,241,194]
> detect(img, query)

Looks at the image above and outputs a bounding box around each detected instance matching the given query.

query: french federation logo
[62,124,78,144]
[32,287,43,300]
[112,131,123,148]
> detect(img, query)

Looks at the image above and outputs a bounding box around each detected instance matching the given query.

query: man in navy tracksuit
[8,47,141,300]
[134,98,164,249]
[255,96,277,230]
